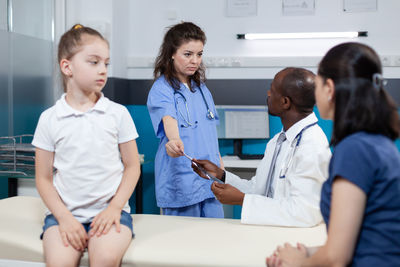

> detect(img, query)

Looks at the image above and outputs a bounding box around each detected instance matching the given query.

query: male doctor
[193,67,331,227]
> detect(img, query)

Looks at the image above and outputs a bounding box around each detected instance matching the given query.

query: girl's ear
[325,78,335,101]
[60,59,72,77]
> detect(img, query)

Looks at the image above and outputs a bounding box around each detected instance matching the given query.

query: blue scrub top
[147,75,220,208]
[320,132,400,266]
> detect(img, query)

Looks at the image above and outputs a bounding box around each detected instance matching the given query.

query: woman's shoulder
[196,82,213,98]
[198,81,210,90]
[152,75,170,87]
[335,132,397,162]
[339,132,390,148]
[150,75,174,92]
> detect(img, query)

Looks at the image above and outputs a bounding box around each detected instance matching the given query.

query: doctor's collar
[283,113,318,143]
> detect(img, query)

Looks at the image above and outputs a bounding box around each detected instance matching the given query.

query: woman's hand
[266,243,307,267]
[165,138,184,157]
[58,214,88,252]
[89,204,122,237]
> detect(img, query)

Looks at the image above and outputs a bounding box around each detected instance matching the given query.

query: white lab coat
[226,113,331,227]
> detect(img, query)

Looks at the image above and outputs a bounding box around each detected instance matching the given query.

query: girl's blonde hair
[58,24,108,92]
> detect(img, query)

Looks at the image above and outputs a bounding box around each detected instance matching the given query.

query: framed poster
[282,0,315,16]
[343,0,377,12]
[226,0,257,17]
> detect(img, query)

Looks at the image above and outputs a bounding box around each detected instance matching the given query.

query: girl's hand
[58,214,88,252]
[165,139,184,157]
[89,205,121,237]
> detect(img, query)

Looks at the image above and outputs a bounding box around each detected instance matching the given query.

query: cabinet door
[0,0,7,30]
[0,26,9,198]
[0,30,9,136]
[9,0,53,41]
[9,0,54,135]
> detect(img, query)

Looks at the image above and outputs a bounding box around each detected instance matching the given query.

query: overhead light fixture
[237,31,368,40]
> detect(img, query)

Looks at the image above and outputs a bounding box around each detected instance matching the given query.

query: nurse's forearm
[163,116,181,141]
[219,154,225,170]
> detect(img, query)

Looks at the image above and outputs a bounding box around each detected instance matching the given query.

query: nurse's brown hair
[153,22,206,92]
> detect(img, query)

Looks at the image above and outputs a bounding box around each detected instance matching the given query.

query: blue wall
[126,105,159,214]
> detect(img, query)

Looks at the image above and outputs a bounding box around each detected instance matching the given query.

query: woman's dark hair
[58,24,108,92]
[153,22,206,91]
[318,42,399,145]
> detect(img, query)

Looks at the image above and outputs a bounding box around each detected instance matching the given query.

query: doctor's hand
[211,182,244,205]
[165,138,184,157]
[191,159,224,180]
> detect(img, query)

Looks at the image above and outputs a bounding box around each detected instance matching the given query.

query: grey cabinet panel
[0,0,7,30]
[11,33,53,135]
[0,30,9,136]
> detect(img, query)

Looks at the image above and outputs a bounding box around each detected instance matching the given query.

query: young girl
[33,24,140,267]
[267,43,400,266]
[147,22,224,217]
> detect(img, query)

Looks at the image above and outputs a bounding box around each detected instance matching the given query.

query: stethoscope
[174,87,215,128]
[278,122,318,179]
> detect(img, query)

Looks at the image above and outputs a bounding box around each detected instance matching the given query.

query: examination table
[0,196,327,266]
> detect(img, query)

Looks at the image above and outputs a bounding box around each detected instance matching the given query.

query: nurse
[147,22,224,218]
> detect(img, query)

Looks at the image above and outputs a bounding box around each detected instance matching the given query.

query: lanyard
[278,122,318,179]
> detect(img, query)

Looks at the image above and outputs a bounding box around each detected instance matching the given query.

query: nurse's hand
[211,182,244,205]
[192,159,224,179]
[165,138,184,157]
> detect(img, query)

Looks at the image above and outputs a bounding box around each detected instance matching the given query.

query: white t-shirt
[32,93,139,223]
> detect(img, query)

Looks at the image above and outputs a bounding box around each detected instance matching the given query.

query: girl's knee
[89,252,121,267]
[45,256,80,267]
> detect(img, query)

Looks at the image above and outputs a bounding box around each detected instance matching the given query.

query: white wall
[63,0,131,79]
[60,0,400,79]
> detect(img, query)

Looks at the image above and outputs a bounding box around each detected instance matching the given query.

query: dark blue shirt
[320,132,400,267]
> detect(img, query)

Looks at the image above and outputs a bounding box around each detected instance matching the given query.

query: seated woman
[267,42,400,266]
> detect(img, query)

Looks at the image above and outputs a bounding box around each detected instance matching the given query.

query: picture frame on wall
[282,0,315,16]
[343,0,377,13]
[226,0,257,17]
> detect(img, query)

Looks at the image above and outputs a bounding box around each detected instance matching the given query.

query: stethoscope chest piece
[207,110,215,120]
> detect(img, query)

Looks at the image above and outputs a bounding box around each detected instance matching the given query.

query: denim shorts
[40,210,134,239]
